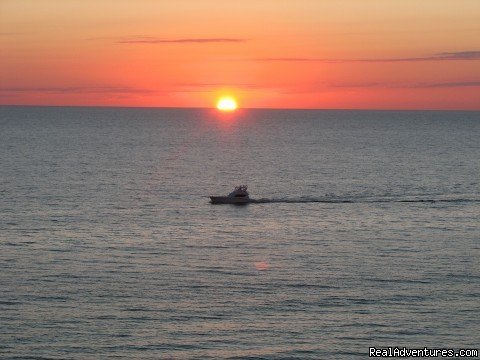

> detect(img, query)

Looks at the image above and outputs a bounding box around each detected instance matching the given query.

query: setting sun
[216,96,238,112]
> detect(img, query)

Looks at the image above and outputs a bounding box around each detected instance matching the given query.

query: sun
[216,96,238,112]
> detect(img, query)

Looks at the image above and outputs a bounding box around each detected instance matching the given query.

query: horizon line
[1,104,479,112]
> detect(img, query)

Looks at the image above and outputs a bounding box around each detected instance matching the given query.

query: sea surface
[1,106,479,359]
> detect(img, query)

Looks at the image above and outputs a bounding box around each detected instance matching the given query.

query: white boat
[210,185,250,205]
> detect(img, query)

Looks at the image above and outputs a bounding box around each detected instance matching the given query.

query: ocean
[1,106,479,359]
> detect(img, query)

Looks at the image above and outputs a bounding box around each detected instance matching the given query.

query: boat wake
[249,196,480,205]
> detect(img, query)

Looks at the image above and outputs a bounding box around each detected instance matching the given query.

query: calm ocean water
[1,106,479,359]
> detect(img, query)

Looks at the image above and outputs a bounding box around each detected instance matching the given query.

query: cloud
[0,83,276,96]
[250,50,480,63]
[358,51,480,62]
[330,82,389,88]
[412,81,480,88]
[273,80,480,95]
[117,36,246,44]
[435,51,480,60]
[330,81,480,89]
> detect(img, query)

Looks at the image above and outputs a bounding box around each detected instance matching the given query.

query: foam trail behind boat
[249,196,480,204]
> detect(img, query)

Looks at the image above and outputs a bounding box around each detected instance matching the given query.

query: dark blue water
[1,106,479,359]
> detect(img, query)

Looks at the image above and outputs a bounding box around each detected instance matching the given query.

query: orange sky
[1,0,479,110]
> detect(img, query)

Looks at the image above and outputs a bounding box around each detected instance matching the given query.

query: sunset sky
[1,0,479,110]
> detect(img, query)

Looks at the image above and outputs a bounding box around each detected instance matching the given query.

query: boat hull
[210,196,250,205]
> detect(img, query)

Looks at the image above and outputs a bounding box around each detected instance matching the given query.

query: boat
[210,185,250,205]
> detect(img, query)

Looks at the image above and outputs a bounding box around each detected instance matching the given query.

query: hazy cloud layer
[436,51,480,60]
[251,50,480,63]
[0,86,156,94]
[412,81,480,88]
[2,81,477,98]
[331,81,480,89]
[176,82,277,90]
[0,84,272,96]
[117,37,246,44]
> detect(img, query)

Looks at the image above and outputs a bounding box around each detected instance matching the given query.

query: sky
[1,0,479,110]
